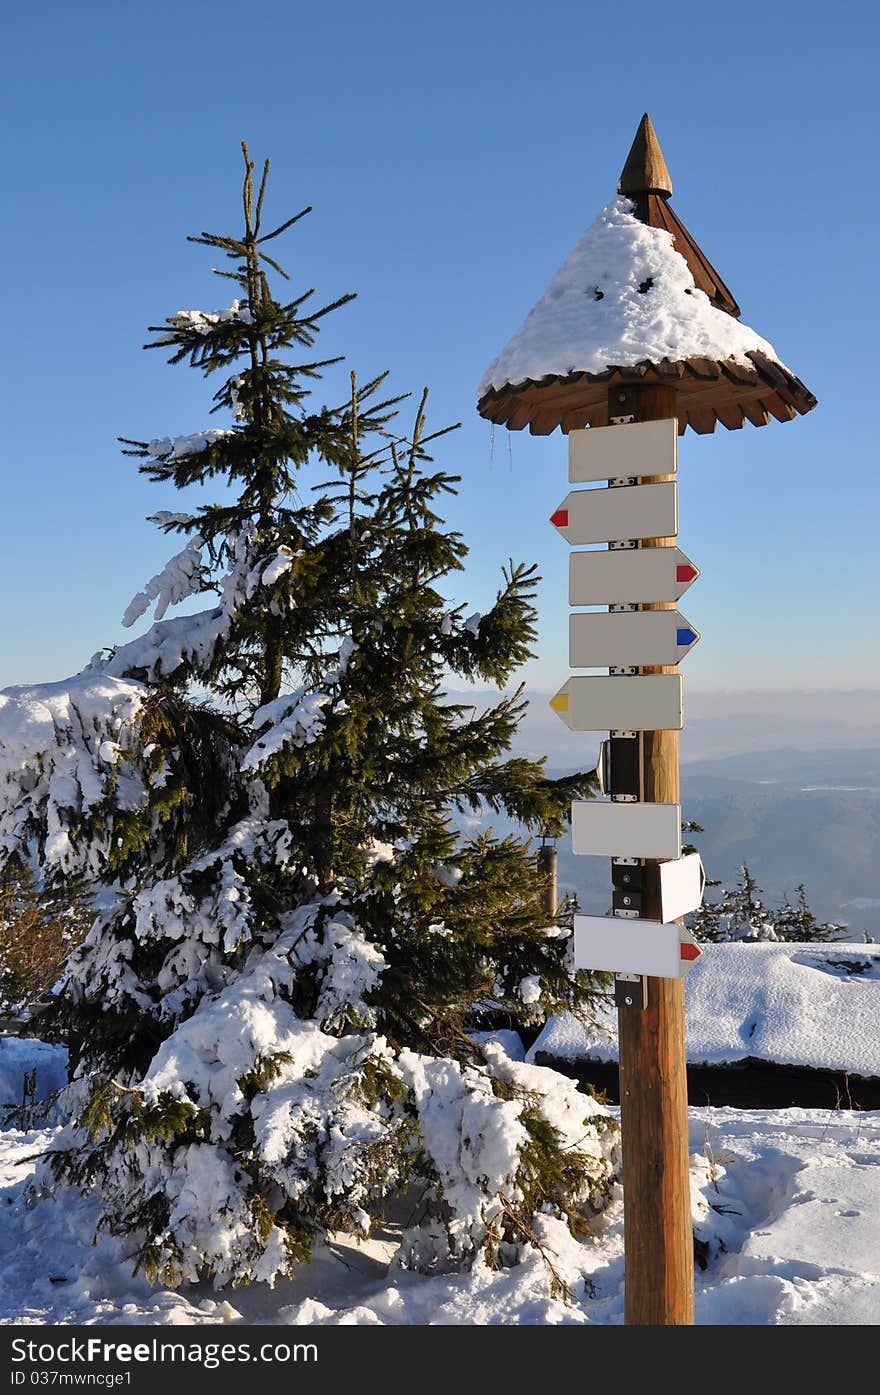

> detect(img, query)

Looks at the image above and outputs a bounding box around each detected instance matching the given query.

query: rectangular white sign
[572,915,701,978]
[569,609,700,668]
[550,674,683,731]
[551,482,677,545]
[569,418,678,483]
[569,546,700,606]
[658,853,706,923]
[571,800,682,859]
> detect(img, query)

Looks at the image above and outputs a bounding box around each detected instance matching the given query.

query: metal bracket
[609,665,638,675]
[612,860,646,892]
[609,602,637,613]
[609,476,637,487]
[613,908,640,920]
[609,539,637,550]
[615,974,647,1010]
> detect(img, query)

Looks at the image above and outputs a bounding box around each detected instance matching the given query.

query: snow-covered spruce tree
[1,146,614,1287]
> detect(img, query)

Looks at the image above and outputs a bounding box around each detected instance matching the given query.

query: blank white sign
[568,419,678,483]
[571,800,682,859]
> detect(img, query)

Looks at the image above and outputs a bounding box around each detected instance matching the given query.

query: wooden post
[537,843,558,917]
[609,383,694,1326]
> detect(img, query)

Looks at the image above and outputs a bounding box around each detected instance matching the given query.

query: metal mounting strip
[615,973,647,1010]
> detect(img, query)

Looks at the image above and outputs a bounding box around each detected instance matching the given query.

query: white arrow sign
[658,853,706,923]
[569,417,678,483]
[571,800,682,859]
[569,610,700,668]
[550,482,677,545]
[569,546,700,606]
[550,675,683,732]
[573,915,703,978]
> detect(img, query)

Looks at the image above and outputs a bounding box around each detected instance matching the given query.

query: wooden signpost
[477,115,817,1328]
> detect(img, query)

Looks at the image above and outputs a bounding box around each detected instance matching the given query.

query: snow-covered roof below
[478,197,780,397]
[530,943,880,1078]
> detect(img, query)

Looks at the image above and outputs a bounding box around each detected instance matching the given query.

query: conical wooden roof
[477,116,816,436]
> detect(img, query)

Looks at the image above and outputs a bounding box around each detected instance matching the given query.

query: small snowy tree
[689,866,842,944]
[689,864,776,942]
[0,146,614,1288]
[772,885,845,943]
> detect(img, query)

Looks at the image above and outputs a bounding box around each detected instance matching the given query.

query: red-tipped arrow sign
[550,482,677,545]
[569,546,700,605]
[572,916,703,978]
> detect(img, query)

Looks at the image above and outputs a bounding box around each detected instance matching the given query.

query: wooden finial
[619,114,673,198]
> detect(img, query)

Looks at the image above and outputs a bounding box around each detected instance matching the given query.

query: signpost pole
[610,384,694,1326]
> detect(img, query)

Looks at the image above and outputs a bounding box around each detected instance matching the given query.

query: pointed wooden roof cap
[619,113,673,197]
[477,116,817,437]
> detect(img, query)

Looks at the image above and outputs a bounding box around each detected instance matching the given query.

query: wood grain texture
[611,382,694,1326]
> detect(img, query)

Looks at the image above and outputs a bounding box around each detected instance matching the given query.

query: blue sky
[2,0,877,695]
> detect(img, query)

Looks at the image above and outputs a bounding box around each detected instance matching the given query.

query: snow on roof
[529,943,880,1078]
[478,197,780,398]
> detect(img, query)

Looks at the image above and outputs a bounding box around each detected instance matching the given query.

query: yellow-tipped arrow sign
[550,675,683,732]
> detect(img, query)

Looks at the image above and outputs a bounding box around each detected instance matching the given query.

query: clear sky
[2,0,878,696]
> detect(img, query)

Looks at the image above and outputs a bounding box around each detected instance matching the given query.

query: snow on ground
[0,1038,877,1325]
[530,943,880,1077]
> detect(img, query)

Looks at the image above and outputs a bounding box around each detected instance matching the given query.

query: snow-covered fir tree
[0,146,615,1288]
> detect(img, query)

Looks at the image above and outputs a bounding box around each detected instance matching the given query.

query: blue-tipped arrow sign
[569,610,701,668]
